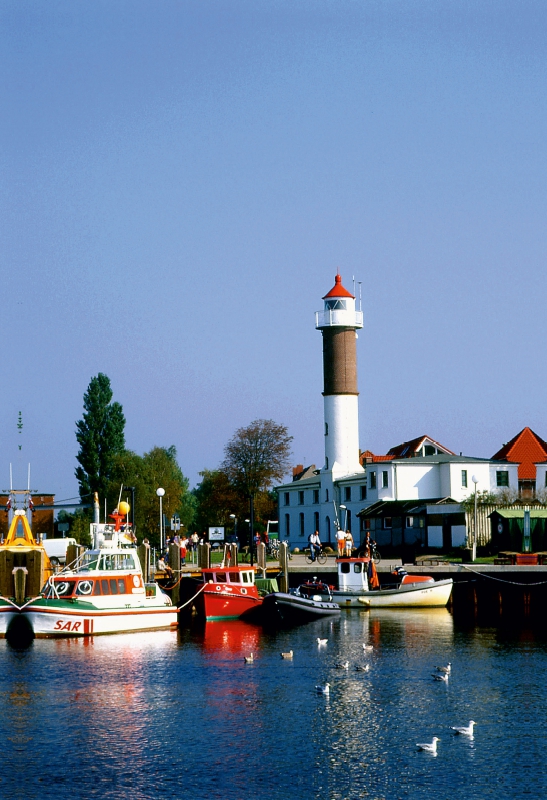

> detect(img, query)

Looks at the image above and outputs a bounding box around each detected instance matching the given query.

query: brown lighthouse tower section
[322,327,359,396]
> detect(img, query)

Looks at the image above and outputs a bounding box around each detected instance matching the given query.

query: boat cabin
[336,557,370,592]
[202,566,256,587]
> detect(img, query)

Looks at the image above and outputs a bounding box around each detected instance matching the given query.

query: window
[285,514,290,537]
[406,516,414,528]
[424,445,435,456]
[325,299,347,310]
[369,472,377,489]
[325,457,329,469]
[346,510,352,532]
[325,423,328,436]
[298,491,304,505]
[497,471,509,487]
[360,486,367,501]
[360,517,371,532]
[284,492,290,506]
[383,517,392,529]
[382,471,388,488]
[313,489,319,504]
[461,470,468,488]
[345,486,351,502]
[299,513,305,537]
[325,489,329,502]
[314,512,319,532]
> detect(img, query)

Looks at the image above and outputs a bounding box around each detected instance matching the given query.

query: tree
[221,419,293,496]
[107,446,194,546]
[75,373,126,501]
[192,469,244,533]
[221,419,292,546]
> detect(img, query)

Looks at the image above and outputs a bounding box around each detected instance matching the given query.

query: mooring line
[458,563,547,586]
[177,582,207,611]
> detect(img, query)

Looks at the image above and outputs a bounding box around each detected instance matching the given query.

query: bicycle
[305,547,328,565]
[370,541,381,564]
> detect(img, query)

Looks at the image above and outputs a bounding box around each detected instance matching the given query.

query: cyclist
[308,530,322,562]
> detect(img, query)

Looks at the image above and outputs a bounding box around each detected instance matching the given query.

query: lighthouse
[315,273,364,479]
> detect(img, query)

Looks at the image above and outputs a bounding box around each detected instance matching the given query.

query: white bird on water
[432,672,449,682]
[435,662,451,674]
[451,720,476,736]
[416,737,440,754]
[362,644,373,652]
[244,653,254,664]
[316,682,330,694]
[281,650,293,659]
[355,664,370,672]
[335,660,349,669]
[317,638,328,646]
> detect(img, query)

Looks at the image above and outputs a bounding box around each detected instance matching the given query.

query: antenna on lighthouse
[358,281,362,311]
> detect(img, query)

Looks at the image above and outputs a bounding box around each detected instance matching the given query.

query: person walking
[344,530,354,557]
[336,528,346,557]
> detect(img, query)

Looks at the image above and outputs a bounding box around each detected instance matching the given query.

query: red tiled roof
[359,450,395,465]
[323,273,354,299]
[492,427,547,480]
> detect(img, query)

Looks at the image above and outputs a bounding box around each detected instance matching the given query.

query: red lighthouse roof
[323,273,354,300]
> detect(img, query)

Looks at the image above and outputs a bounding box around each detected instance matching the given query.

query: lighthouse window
[325,299,347,310]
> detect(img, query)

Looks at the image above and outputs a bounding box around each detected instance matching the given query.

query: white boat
[23,515,178,638]
[306,558,453,609]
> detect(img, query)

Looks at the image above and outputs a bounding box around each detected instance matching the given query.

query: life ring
[215,586,222,591]
[77,581,93,595]
[132,574,141,588]
[57,582,71,596]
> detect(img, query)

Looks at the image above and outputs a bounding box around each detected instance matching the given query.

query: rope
[458,563,547,587]
[177,582,207,611]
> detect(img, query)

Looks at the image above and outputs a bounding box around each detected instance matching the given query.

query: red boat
[196,565,263,621]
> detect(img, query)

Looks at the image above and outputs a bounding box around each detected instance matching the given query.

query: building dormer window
[496,471,509,487]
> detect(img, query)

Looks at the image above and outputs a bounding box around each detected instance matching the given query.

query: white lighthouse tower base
[323,394,364,478]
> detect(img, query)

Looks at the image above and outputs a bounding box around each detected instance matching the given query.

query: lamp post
[471,476,478,562]
[229,513,238,544]
[339,504,348,531]
[156,488,165,552]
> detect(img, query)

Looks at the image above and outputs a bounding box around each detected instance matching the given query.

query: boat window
[228,573,240,583]
[75,580,94,596]
[216,573,227,583]
[241,572,249,584]
[93,582,102,596]
[340,563,350,574]
[120,555,135,570]
[101,579,110,594]
[81,553,99,570]
[117,578,126,594]
[55,580,76,597]
[354,564,362,574]
[109,578,119,594]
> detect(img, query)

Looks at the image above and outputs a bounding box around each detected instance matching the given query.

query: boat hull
[357,578,453,608]
[22,600,178,637]
[199,588,263,621]
[0,601,19,637]
[262,592,341,625]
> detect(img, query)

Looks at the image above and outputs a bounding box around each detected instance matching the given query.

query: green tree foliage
[192,469,243,533]
[107,446,194,546]
[56,509,92,547]
[75,373,125,501]
[221,419,292,496]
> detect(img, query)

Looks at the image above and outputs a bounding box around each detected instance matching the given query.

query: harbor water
[1,609,545,800]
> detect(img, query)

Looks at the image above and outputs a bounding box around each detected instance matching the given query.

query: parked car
[42,537,77,566]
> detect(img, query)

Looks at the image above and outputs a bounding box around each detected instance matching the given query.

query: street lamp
[339,504,348,531]
[229,513,238,543]
[471,475,478,562]
[156,488,165,552]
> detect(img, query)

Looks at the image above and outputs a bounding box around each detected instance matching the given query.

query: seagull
[315,682,330,694]
[362,644,374,652]
[450,720,476,736]
[317,638,328,646]
[435,663,451,674]
[432,672,449,682]
[243,653,254,663]
[335,660,349,669]
[416,737,440,754]
[281,650,293,659]
[355,664,370,672]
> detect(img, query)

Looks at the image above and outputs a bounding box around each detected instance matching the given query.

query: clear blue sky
[1,1,546,503]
